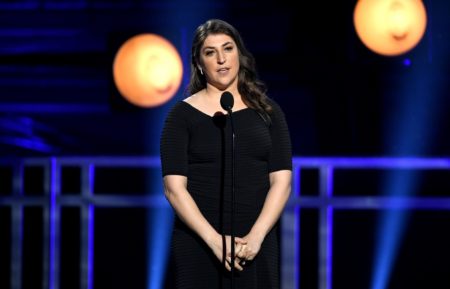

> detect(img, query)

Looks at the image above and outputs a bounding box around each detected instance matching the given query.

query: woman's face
[199,33,240,91]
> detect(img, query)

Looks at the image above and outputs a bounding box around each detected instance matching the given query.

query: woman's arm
[164,174,245,271]
[237,169,292,261]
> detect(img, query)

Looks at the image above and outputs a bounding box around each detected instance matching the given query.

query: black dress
[160,98,292,289]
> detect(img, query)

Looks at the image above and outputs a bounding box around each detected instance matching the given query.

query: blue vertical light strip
[326,167,333,289]
[88,164,95,289]
[327,206,333,289]
[49,157,61,289]
[50,157,56,289]
[81,163,95,289]
[319,166,333,289]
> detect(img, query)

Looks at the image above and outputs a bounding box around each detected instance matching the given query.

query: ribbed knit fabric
[160,98,292,289]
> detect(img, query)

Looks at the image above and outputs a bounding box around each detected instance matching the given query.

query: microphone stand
[226,107,236,289]
[220,91,236,289]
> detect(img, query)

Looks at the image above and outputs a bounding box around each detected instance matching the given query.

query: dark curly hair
[188,19,272,119]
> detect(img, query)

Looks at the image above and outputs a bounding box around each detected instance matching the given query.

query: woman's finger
[224,259,231,271]
[236,249,247,259]
[227,243,246,257]
[235,237,247,244]
[234,260,244,271]
[226,257,244,271]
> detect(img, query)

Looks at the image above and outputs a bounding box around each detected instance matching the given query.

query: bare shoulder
[182,94,206,114]
[183,91,204,105]
[183,95,195,104]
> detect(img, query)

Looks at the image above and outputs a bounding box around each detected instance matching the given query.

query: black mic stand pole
[220,91,236,289]
[227,107,236,289]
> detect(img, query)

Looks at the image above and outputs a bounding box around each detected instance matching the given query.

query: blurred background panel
[0,0,448,157]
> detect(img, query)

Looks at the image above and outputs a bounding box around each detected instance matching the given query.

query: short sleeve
[160,103,189,177]
[268,100,293,172]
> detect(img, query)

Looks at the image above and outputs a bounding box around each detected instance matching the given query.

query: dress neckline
[181,100,251,118]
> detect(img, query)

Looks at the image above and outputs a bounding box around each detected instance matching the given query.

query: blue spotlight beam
[372,210,408,289]
[148,207,173,289]
[373,6,450,284]
[371,169,419,289]
[143,24,193,288]
[147,168,173,289]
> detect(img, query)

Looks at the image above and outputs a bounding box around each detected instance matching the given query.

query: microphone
[220,91,234,112]
[220,91,236,289]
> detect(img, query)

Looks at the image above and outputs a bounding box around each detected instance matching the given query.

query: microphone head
[220,91,234,111]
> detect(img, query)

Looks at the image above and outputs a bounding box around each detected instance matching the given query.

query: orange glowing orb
[354,0,427,56]
[113,34,183,107]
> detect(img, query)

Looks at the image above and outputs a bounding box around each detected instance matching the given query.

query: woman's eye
[205,50,214,56]
[225,46,233,51]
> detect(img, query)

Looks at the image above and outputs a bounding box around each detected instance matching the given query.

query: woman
[160,19,292,289]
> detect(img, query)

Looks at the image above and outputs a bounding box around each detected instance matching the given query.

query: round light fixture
[354,0,427,56]
[113,34,183,107]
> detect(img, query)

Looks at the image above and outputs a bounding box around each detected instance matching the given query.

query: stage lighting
[113,34,183,108]
[354,0,427,56]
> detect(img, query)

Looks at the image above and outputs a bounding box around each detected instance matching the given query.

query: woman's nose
[217,52,226,64]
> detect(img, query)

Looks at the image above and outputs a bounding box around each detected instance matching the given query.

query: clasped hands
[210,234,263,272]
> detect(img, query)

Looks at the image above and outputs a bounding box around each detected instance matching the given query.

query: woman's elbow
[163,186,172,200]
[163,175,187,200]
